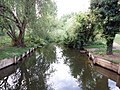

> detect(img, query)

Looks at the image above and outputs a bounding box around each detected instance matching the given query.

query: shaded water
[0,44,120,90]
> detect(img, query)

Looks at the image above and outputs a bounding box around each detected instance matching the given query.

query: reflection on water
[0,44,120,90]
[47,46,81,90]
[108,79,120,90]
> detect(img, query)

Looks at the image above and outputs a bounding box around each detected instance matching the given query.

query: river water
[0,44,120,90]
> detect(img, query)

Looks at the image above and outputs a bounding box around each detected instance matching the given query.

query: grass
[84,42,105,49]
[84,37,106,48]
[84,37,120,64]
[85,34,120,50]
[93,48,106,55]
[84,38,106,55]
[114,34,120,45]
[84,39,120,52]
[103,58,120,64]
[85,35,120,55]
[0,46,31,60]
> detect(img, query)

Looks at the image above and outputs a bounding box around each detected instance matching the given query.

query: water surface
[0,45,120,90]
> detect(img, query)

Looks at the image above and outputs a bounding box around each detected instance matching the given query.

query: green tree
[22,0,57,46]
[64,13,97,49]
[0,17,5,36]
[0,0,35,46]
[0,0,57,47]
[75,13,97,48]
[90,0,120,54]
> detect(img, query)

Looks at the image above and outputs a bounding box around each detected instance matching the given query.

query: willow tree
[90,0,120,54]
[29,0,57,45]
[0,0,56,47]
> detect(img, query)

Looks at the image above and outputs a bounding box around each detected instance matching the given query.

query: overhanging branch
[0,14,16,22]
[0,4,22,31]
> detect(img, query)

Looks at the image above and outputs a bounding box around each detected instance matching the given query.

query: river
[0,44,120,90]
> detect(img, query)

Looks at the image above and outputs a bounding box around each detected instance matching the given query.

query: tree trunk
[106,34,115,55]
[106,39,113,55]
[11,28,25,47]
[11,31,24,47]
[11,30,25,47]
[0,3,27,47]
[17,30,23,46]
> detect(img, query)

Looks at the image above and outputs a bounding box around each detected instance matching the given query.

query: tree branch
[0,4,22,31]
[0,14,16,22]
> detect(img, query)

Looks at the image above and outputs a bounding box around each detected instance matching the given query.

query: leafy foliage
[60,13,97,49]
[0,0,57,47]
[90,0,120,54]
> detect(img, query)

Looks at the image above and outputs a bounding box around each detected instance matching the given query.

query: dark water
[0,44,120,90]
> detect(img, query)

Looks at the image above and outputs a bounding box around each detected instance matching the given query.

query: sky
[54,0,90,17]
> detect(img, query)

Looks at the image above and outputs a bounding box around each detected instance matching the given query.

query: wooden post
[116,75,120,87]
[93,58,96,64]
[14,56,17,64]
[118,63,120,74]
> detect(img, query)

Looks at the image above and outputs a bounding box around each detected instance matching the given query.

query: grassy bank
[84,38,106,54]
[0,46,30,60]
[84,37,120,63]
[114,34,120,45]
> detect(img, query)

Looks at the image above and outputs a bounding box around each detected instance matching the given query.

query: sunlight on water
[0,45,120,90]
[108,79,120,90]
[47,46,82,90]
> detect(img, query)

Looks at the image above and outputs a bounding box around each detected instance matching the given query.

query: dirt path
[98,42,120,63]
[113,42,120,50]
[86,42,120,63]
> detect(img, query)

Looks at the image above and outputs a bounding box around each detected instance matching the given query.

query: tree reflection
[61,47,109,90]
[0,76,9,90]
[0,45,112,90]
[37,44,56,63]
[0,44,57,90]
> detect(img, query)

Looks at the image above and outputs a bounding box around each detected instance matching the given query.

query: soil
[86,42,120,63]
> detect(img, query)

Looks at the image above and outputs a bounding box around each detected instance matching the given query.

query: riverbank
[85,50,120,74]
[81,41,120,74]
[84,39,120,63]
[86,48,120,63]
[0,46,30,60]
[0,46,40,70]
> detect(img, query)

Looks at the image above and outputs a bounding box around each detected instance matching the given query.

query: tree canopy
[90,0,120,54]
[52,13,97,49]
[0,0,57,47]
